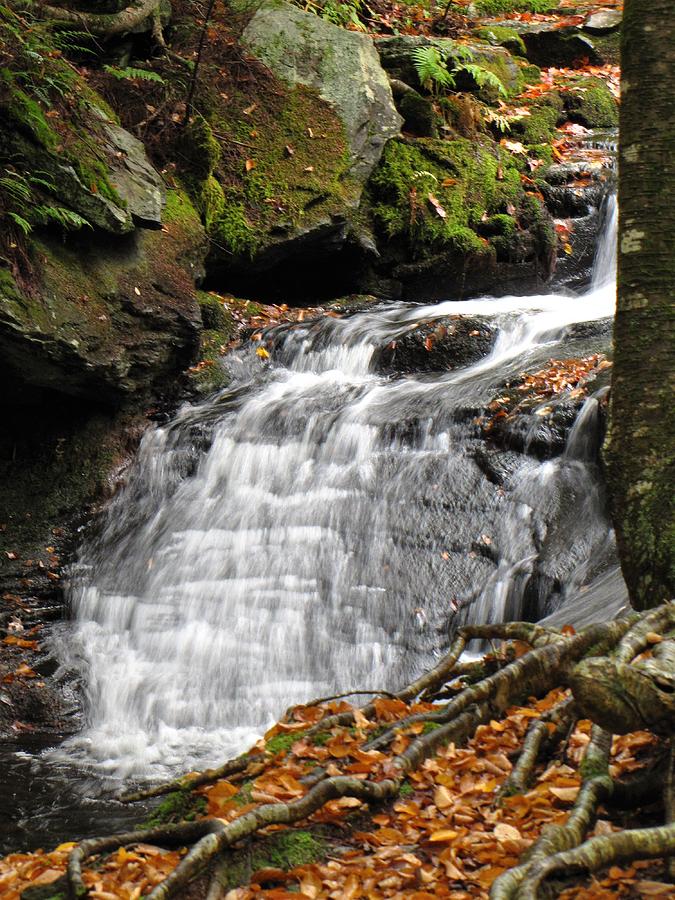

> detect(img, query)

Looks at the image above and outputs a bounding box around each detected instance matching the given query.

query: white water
[51,196,617,782]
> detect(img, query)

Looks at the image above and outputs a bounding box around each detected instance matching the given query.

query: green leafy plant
[412,46,456,95]
[103,65,166,84]
[1,167,92,241]
[412,43,507,99]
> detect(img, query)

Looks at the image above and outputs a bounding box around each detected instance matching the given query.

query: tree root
[615,602,675,663]
[511,822,675,898]
[69,614,656,900]
[37,0,163,36]
[491,726,613,899]
[70,702,495,900]
[119,752,264,804]
[667,739,675,880]
[499,697,577,799]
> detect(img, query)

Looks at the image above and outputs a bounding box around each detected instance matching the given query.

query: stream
[1,193,623,854]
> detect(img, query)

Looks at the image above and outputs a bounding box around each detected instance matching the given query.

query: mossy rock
[0,13,164,233]
[564,77,618,128]
[399,90,438,138]
[475,25,527,57]
[0,187,204,402]
[514,102,561,145]
[367,135,522,261]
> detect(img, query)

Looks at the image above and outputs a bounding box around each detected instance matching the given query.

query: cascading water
[46,194,618,785]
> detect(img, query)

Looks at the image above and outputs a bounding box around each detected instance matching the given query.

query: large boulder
[241,2,402,183]
[0,189,205,402]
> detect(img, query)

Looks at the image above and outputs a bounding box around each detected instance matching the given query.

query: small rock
[584,11,622,35]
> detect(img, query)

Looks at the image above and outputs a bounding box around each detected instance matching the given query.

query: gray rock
[584,10,622,35]
[102,121,165,227]
[242,2,401,183]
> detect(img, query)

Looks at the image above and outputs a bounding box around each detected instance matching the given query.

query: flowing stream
[49,195,619,779]
[2,192,620,852]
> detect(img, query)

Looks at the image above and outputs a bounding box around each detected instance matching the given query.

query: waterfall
[49,196,618,781]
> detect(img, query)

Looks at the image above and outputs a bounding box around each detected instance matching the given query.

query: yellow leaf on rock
[256,346,270,359]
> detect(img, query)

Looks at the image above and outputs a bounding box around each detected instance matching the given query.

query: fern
[7,211,32,235]
[483,108,511,133]
[459,63,508,98]
[411,46,455,95]
[38,206,92,230]
[103,65,165,84]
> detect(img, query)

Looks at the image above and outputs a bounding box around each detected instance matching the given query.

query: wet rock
[374,316,496,375]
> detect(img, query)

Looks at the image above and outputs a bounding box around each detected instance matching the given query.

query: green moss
[399,780,414,797]
[422,721,442,734]
[219,829,326,890]
[368,136,522,260]
[0,73,58,149]
[527,142,553,165]
[199,291,234,332]
[265,729,308,755]
[520,63,542,84]
[310,730,332,746]
[191,82,355,264]
[475,26,526,57]
[177,114,222,183]
[565,78,618,128]
[143,790,207,828]
[212,195,259,258]
[476,0,554,13]
[520,193,555,258]
[232,780,254,807]
[516,103,560,145]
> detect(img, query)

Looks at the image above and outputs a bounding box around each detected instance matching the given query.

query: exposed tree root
[570,602,675,734]
[37,0,162,36]
[499,697,577,799]
[61,611,675,900]
[119,752,265,804]
[512,823,675,898]
[491,726,613,899]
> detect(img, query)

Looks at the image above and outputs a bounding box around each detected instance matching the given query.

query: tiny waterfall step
[48,193,619,781]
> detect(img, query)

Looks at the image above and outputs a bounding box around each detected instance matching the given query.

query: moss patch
[177,80,357,265]
[143,790,207,828]
[476,0,554,13]
[564,77,618,128]
[367,135,522,262]
[475,26,526,57]
[216,829,326,892]
[265,729,309,756]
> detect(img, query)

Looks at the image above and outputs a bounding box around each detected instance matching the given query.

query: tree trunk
[605,0,675,610]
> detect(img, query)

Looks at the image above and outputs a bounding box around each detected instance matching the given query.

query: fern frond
[103,65,165,84]
[411,46,455,95]
[7,211,32,235]
[459,63,508,98]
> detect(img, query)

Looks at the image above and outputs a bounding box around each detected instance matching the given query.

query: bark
[605,0,675,610]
